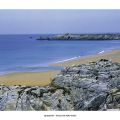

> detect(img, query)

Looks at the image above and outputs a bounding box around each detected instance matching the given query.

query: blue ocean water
[0,34,120,75]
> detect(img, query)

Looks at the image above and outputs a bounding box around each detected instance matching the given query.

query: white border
[0,0,120,9]
[0,111,120,120]
[0,0,120,120]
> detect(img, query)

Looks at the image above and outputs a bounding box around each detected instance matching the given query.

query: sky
[0,10,120,34]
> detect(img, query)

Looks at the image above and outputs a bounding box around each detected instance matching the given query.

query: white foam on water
[54,56,81,63]
[98,50,105,54]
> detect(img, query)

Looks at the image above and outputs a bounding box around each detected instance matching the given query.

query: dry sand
[0,49,120,86]
[0,71,60,86]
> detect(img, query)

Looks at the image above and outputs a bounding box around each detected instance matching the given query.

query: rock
[41,89,73,110]
[106,89,120,109]
[51,75,74,90]
[0,59,120,111]
[83,93,107,110]
[36,33,120,40]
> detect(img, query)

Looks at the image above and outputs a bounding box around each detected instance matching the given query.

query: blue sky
[0,10,120,34]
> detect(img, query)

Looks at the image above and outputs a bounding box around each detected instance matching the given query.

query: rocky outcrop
[0,59,120,111]
[36,33,120,40]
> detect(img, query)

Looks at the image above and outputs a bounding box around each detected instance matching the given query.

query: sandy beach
[0,49,120,86]
[0,71,60,86]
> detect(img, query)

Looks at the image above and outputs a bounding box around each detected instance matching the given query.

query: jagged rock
[83,93,107,110]
[51,59,120,110]
[0,59,120,111]
[41,89,73,110]
[106,88,120,109]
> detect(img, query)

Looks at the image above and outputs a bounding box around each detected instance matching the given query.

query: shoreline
[0,48,120,86]
[52,49,120,67]
[51,48,119,65]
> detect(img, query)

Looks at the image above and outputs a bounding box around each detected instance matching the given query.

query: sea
[0,34,120,75]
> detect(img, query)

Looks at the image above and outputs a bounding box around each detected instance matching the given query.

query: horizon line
[0,32,120,35]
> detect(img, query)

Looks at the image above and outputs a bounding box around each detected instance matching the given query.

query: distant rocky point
[36,33,120,40]
[0,59,120,111]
